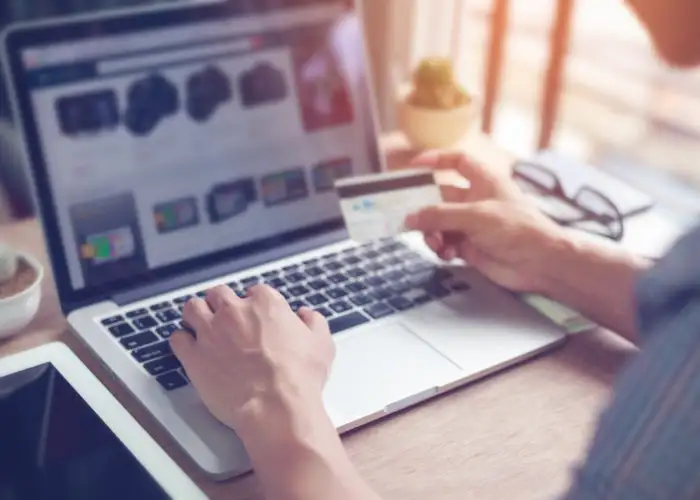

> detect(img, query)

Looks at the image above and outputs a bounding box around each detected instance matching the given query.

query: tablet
[0,343,208,500]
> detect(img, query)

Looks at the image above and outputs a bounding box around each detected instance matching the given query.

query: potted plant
[398,57,479,149]
[0,244,43,339]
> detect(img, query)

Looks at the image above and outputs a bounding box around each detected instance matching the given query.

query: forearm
[238,396,381,500]
[538,232,652,344]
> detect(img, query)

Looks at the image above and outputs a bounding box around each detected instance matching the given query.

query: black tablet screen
[0,364,170,500]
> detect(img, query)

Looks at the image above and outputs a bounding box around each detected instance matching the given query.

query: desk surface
[0,133,639,500]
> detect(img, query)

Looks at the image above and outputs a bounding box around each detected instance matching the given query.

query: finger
[170,330,199,368]
[411,151,464,170]
[247,283,279,299]
[205,285,239,313]
[437,245,459,261]
[183,298,214,336]
[405,203,492,234]
[424,232,443,253]
[298,307,330,334]
[439,183,470,203]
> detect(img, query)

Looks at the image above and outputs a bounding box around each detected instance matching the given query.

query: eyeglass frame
[512,161,626,242]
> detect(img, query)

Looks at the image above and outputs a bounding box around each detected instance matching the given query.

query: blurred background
[2,0,700,221]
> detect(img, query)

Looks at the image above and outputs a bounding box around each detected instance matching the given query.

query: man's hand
[405,152,568,294]
[169,286,382,500]
[170,285,335,436]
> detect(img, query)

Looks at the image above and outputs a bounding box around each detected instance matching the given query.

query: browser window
[20,2,376,291]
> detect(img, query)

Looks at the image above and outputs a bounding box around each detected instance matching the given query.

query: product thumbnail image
[238,62,288,108]
[55,90,120,137]
[186,65,233,123]
[261,168,309,207]
[206,178,258,223]
[124,73,180,136]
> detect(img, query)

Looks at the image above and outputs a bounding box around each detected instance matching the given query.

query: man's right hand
[404,152,570,295]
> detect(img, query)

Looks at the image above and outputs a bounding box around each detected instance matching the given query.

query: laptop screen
[8,0,379,302]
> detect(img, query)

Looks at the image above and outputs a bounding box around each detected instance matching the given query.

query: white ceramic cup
[0,251,44,339]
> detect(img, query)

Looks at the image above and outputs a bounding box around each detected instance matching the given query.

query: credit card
[335,168,442,243]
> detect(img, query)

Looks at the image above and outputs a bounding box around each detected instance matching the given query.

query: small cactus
[407,57,472,110]
[0,244,18,284]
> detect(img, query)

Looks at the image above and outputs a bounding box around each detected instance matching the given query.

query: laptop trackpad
[325,322,463,423]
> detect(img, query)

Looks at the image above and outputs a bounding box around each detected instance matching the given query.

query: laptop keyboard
[98,239,471,392]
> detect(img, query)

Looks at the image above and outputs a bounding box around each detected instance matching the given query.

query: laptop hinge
[111,230,348,307]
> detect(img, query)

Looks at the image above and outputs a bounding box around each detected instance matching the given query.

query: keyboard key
[324,261,344,271]
[307,293,328,306]
[344,255,362,265]
[385,256,403,267]
[341,247,357,254]
[279,290,291,300]
[101,315,124,327]
[144,355,181,376]
[120,331,158,350]
[306,266,325,277]
[109,323,136,338]
[155,309,181,323]
[288,285,310,297]
[387,296,414,311]
[371,288,393,301]
[196,290,207,298]
[350,294,374,307]
[308,279,330,290]
[322,252,338,260]
[384,270,405,281]
[389,280,412,294]
[289,300,306,311]
[328,273,349,284]
[316,307,333,318]
[365,262,384,272]
[346,282,368,293]
[366,276,387,287]
[364,250,380,260]
[286,272,306,283]
[227,282,239,290]
[329,311,370,334]
[284,264,300,272]
[330,301,352,314]
[125,308,148,319]
[346,267,367,278]
[150,302,171,311]
[156,371,189,391]
[132,342,172,363]
[262,270,280,279]
[364,302,395,319]
[381,242,405,253]
[451,281,471,292]
[406,262,434,274]
[303,258,319,265]
[327,288,348,299]
[156,323,180,339]
[266,277,286,289]
[133,316,158,330]
[424,283,451,298]
[241,276,260,286]
[173,295,192,305]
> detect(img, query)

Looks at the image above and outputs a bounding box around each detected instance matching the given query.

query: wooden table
[0,134,642,500]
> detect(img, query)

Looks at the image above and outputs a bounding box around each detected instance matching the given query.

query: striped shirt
[563,224,700,499]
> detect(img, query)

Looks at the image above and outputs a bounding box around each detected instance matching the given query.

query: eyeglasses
[512,161,625,242]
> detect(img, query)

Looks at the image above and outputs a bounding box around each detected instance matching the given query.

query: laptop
[0,343,207,500]
[3,0,567,480]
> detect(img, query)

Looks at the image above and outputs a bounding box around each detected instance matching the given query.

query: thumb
[170,330,199,369]
[405,203,491,234]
